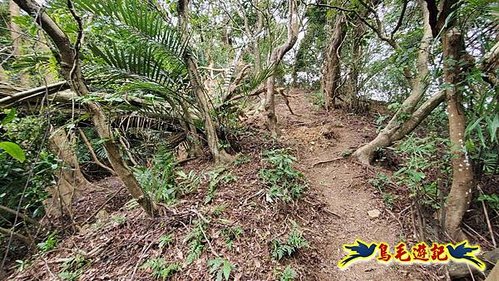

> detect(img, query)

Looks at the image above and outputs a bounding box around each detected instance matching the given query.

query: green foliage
[369,173,396,209]
[176,170,201,194]
[212,204,226,217]
[110,214,127,226]
[58,254,88,281]
[278,265,297,281]
[205,167,237,204]
[207,257,234,281]
[466,113,499,174]
[0,141,26,162]
[185,221,207,265]
[259,149,306,203]
[477,193,499,212]
[234,154,251,165]
[158,234,174,249]
[134,149,177,203]
[221,226,244,250]
[382,193,395,210]
[73,0,189,115]
[134,147,199,204]
[393,134,451,210]
[369,172,391,191]
[141,258,181,280]
[15,259,30,272]
[293,4,328,87]
[271,222,308,260]
[0,113,57,220]
[75,128,107,164]
[309,91,325,109]
[37,232,58,253]
[375,113,389,133]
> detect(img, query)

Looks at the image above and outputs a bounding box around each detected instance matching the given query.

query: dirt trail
[275,90,422,280]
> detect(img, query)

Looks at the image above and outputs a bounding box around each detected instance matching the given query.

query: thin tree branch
[0,205,40,226]
[0,226,33,246]
[0,81,69,106]
[67,0,83,85]
[77,128,116,175]
[391,0,408,39]
[311,2,398,49]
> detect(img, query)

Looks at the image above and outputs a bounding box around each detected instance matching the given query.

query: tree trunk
[353,0,433,164]
[45,127,89,218]
[180,102,203,157]
[177,0,233,163]
[354,90,446,164]
[442,28,474,240]
[13,0,156,216]
[345,15,368,111]
[186,58,233,163]
[264,0,299,136]
[321,14,346,111]
[9,1,28,85]
[9,1,21,58]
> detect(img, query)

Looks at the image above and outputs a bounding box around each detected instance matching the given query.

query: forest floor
[7,89,433,280]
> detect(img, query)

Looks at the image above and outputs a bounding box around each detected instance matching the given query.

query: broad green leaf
[1,109,16,125]
[0,142,26,162]
[488,114,499,143]
[465,117,483,136]
[222,261,232,280]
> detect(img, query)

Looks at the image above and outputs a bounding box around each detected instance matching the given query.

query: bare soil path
[275,89,423,280]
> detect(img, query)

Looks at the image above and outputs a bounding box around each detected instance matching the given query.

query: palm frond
[74,0,188,59]
[86,41,184,93]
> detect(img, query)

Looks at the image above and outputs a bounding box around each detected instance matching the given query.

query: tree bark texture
[442,28,474,240]
[321,14,346,111]
[9,1,28,85]
[45,127,89,218]
[9,1,22,58]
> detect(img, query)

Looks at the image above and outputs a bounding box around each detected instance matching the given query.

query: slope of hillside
[7,89,426,281]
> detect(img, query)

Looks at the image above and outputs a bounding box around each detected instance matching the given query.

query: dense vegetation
[0,0,497,280]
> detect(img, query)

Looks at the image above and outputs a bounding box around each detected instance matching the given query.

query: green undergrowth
[259,149,307,202]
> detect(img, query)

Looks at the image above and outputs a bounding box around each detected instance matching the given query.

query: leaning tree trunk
[264,0,299,137]
[13,0,156,216]
[353,0,434,164]
[177,0,233,163]
[442,28,474,240]
[321,14,346,111]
